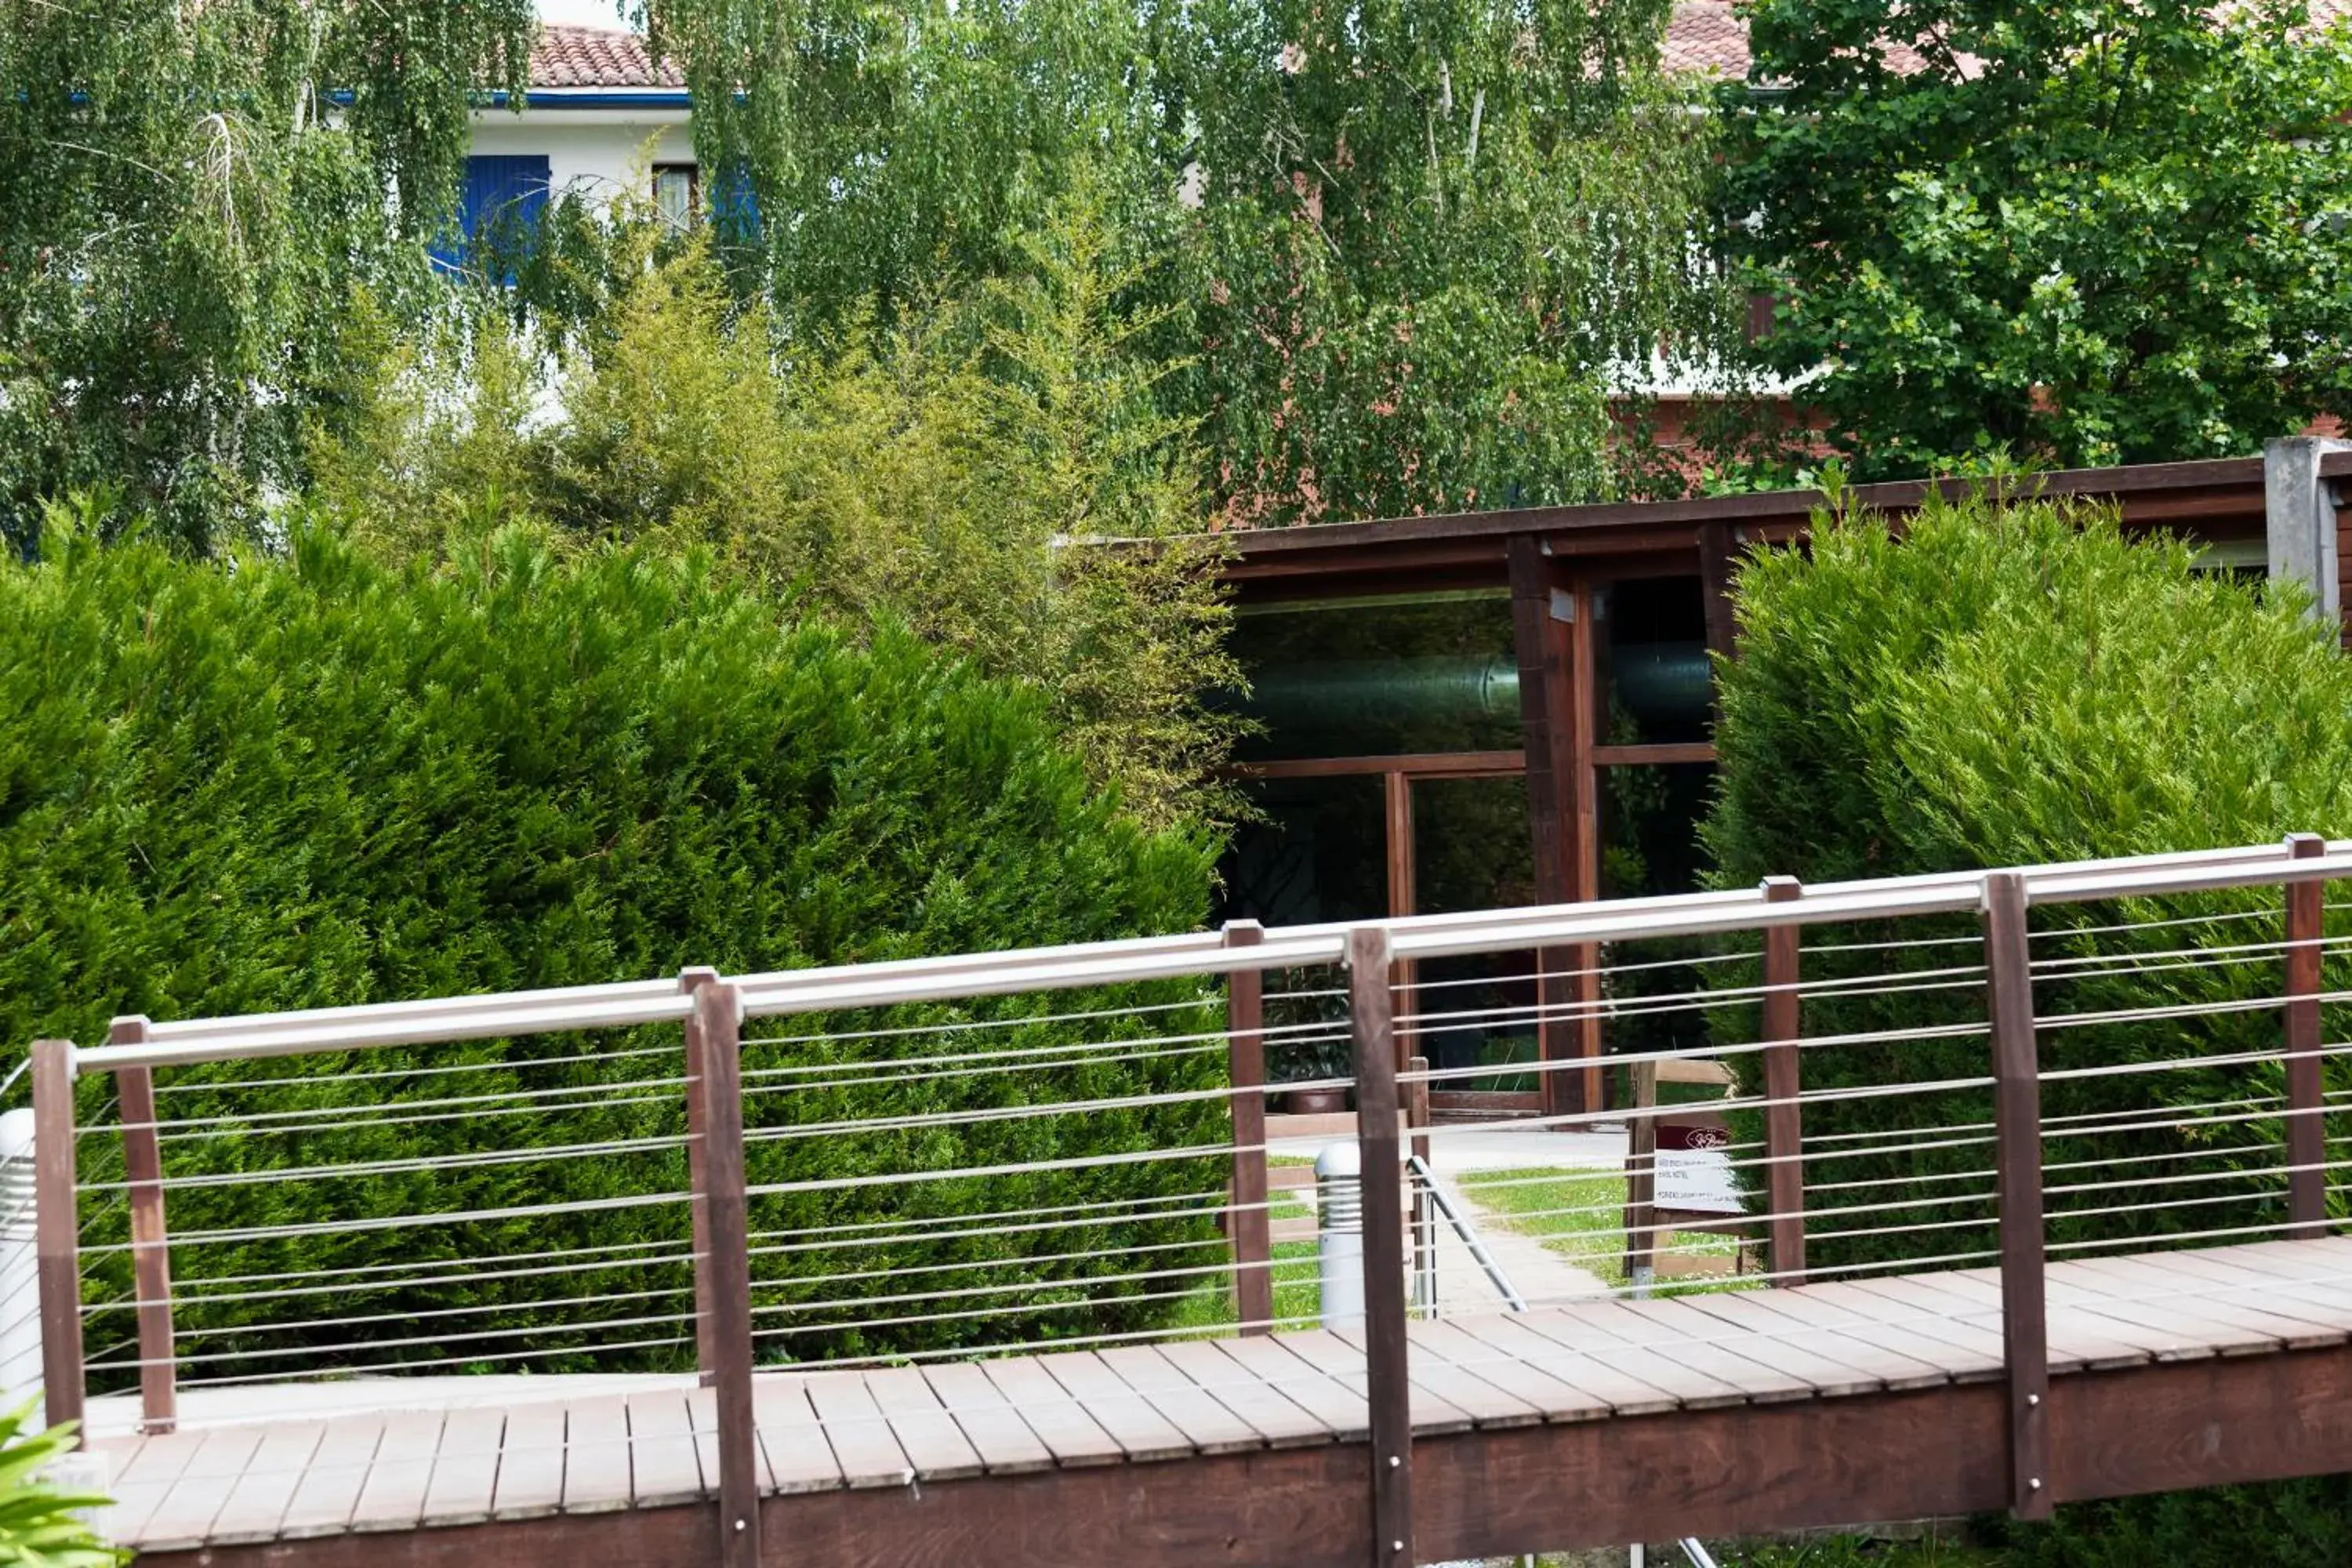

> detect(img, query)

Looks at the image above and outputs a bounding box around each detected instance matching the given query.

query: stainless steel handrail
[1406,1154,1526,1312]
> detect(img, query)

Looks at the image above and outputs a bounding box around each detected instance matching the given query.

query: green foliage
[1704,492,2352,1566]
[0,1406,120,1568]
[0,521,1224,1373]
[318,194,1246,831]
[630,0,1745,523]
[1984,1475,2352,1567]
[0,0,532,551]
[1722,1,2352,476]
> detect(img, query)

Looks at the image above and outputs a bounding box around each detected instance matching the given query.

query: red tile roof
[528,6,2352,94]
[528,24,683,89]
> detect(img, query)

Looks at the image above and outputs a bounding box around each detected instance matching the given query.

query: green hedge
[0,524,1226,1380]
[1704,491,2352,1563]
[1706,492,2352,1269]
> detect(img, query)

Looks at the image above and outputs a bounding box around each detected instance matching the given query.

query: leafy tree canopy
[629,0,1745,521]
[1722,0,2352,477]
[0,0,533,553]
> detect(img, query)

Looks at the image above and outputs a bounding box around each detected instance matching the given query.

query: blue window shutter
[710,160,761,244]
[433,154,552,278]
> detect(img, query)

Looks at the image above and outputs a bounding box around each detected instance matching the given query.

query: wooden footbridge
[22,840,2352,1564]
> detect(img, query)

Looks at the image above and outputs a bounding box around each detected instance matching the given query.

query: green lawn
[1457,1167,1741,1290]
[1168,1158,1323,1332]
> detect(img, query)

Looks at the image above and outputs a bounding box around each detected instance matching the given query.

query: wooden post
[691,981,760,1568]
[1760,880,1806,1284]
[681,967,720,1383]
[111,1018,176,1434]
[31,1039,83,1439]
[1508,537,1580,1121]
[1224,923,1274,1335]
[2285,834,2328,1237]
[1384,770,1417,1070]
[1348,926,1414,1567]
[1622,1058,1659,1285]
[1984,871,2049,1522]
[1565,579,1604,1115]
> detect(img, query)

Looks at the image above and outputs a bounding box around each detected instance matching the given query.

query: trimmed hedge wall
[1704,491,2352,1561]
[0,524,1225,1379]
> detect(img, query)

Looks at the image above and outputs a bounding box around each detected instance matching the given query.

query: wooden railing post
[2285,833,2328,1237]
[1984,871,2050,1522]
[1223,923,1274,1335]
[681,968,721,1381]
[691,980,760,1568]
[1348,926,1414,1568]
[1761,878,1806,1284]
[1622,1059,1658,1288]
[111,1018,175,1434]
[30,1039,84,1439]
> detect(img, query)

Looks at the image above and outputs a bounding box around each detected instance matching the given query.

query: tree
[0,0,533,553]
[633,0,1745,523]
[1722,1,2352,477]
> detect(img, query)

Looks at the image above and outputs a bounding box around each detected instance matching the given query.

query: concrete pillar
[2263,436,2352,630]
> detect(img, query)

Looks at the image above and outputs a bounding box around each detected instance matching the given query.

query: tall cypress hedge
[1704,491,2352,1563]
[0,524,1225,1380]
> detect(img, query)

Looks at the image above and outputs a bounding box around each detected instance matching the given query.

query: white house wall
[467,110,693,211]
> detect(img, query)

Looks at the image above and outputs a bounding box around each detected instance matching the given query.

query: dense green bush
[1707,489,2352,1271]
[0,521,1225,1379]
[1704,488,2352,1565]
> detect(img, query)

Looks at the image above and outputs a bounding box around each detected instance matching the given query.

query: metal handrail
[69,835,2347,1073]
[1406,1155,1526,1312]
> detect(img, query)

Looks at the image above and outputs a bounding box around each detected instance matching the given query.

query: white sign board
[1654,1122,1743,1217]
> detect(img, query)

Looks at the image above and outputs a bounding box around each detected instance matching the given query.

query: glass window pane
[1599,576,1711,746]
[1230,591,1519,761]
[1409,775,1541,1094]
[654,165,698,231]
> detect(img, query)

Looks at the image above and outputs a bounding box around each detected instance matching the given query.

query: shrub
[0,521,1225,1378]
[1706,488,2352,1271]
[0,1403,118,1567]
[1704,488,2352,1565]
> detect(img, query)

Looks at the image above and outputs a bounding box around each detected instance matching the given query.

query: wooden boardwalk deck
[103,1236,2352,1566]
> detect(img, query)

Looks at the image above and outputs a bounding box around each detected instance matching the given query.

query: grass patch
[1167,1158,1323,1332]
[1457,1167,1742,1290]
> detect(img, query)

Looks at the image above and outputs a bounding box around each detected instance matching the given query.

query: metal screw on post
[1316,1141,1366,1330]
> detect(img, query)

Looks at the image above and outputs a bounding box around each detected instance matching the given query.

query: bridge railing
[21,833,2352,1558]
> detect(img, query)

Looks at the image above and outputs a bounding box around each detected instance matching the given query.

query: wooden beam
[31,1038,82,1438]
[691,982,760,1568]
[1565,579,1603,1115]
[111,1018,176,1434]
[2285,833,2328,1236]
[1225,922,1274,1335]
[1383,771,1417,1072]
[1985,870,2050,1522]
[1506,538,1581,1124]
[1348,926,1414,1568]
[1591,742,1716,768]
[1230,750,1526,782]
[1759,880,1805,1286]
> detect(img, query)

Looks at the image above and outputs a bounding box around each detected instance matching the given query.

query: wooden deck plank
[625,1390,706,1507]
[1392,1316,1599,1429]
[557,1395,634,1515]
[1541,1298,1818,1405]
[1843,1271,2149,1374]
[489,1402,569,1523]
[207,1420,328,1547]
[1820,1274,2014,1367]
[1207,1334,1367,1441]
[804,1370,913,1488]
[2061,1254,2347,1352]
[753,1374,848,1494]
[419,1406,506,1528]
[2157,1247,2352,1326]
[1279,1325,1472,1435]
[2047,1257,2296,1357]
[1035,1351,1196,1463]
[976,1356,1124,1468]
[917,1362,1054,1477]
[1672,1290,1948,1395]
[96,1429,202,1546]
[1440,1312,1680,1418]
[1608,1295,1849,1401]
[139,1422,267,1551]
[1095,1345,1265,1457]
[1746,1280,2000,1384]
[347,1410,446,1535]
[277,1416,387,1541]
[1513,1303,1751,1410]
[1152,1338,1338,1448]
[862,1366,985,1480]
